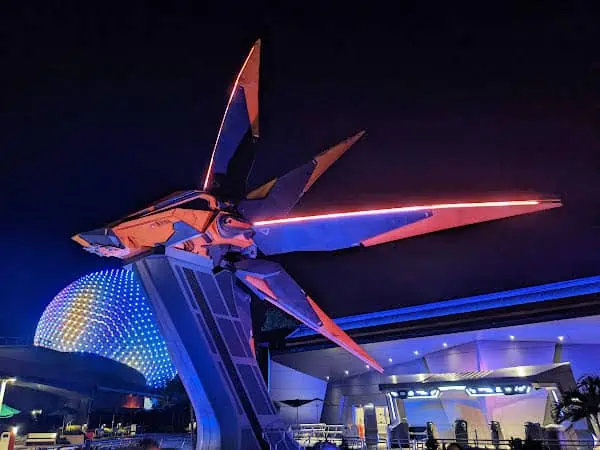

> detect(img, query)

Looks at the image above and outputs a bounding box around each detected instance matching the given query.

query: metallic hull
[134,249,299,450]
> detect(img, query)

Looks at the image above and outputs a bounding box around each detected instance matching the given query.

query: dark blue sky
[1,3,599,340]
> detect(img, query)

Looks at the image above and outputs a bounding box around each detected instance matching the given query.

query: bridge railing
[24,433,193,450]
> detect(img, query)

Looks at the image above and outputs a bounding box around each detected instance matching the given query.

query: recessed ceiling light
[344,370,349,375]
[558,336,564,342]
[388,357,393,363]
[365,365,370,369]
[442,342,448,348]
[326,376,330,381]
[509,335,515,341]
[413,350,419,355]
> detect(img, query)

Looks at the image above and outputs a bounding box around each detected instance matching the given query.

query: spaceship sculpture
[73,40,561,449]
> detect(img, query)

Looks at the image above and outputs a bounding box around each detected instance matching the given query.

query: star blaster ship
[73,40,561,375]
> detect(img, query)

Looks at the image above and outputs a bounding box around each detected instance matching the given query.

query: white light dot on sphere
[34,269,177,387]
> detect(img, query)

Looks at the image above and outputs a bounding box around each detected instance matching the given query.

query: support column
[134,251,299,450]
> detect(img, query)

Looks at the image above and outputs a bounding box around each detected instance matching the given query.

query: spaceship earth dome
[34,269,176,387]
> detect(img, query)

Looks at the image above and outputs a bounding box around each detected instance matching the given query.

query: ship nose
[72,227,123,249]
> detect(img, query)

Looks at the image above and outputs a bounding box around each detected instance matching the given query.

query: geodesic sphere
[34,269,176,387]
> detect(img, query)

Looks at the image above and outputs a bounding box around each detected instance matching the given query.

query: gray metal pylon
[133,249,299,450]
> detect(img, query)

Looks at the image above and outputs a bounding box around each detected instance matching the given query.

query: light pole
[0,378,17,414]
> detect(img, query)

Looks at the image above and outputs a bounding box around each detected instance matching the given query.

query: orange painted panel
[244,274,278,300]
[304,131,365,193]
[241,274,383,372]
[239,40,261,137]
[362,201,561,247]
[113,209,213,250]
[306,296,384,373]
[246,178,277,199]
[204,40,261,190]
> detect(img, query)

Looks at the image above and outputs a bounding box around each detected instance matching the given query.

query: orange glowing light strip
[253,200,549,226]
[203,44,258,191]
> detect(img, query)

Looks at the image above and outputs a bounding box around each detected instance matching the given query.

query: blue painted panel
[164,221,202,246]
[151,190,203,211]
[238,161,315,221]
[235,260,321,326]
[134,258,225,447]
[253,210,431,255]
[213,86,251,176]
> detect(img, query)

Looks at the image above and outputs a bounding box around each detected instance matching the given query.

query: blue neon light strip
[288,275,600,339]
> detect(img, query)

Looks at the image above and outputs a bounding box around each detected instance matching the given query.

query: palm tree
[553,375,600,436]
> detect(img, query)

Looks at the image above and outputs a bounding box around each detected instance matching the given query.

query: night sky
[1,3,599,340]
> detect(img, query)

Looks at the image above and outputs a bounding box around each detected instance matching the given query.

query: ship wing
[203,40,261,197]
[251,199,561,255]
[235,259,383,372]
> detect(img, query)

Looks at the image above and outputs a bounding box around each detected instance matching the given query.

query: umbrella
[0,404,20,419]
[277,398,323,425]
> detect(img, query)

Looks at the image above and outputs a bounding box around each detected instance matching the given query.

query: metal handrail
[25,433,193,450]
[290,423,366,449]
[406,438,597,450]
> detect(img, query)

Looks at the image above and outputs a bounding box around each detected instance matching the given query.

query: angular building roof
[287,275,600,341]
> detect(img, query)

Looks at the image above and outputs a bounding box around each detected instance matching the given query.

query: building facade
[269,276,600,442]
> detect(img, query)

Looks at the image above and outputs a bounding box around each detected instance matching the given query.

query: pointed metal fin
[304,130,365,193]
[251,199,562,255]
[235,259,383,372]
[203,40,261,193]
[238,131,365,221]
